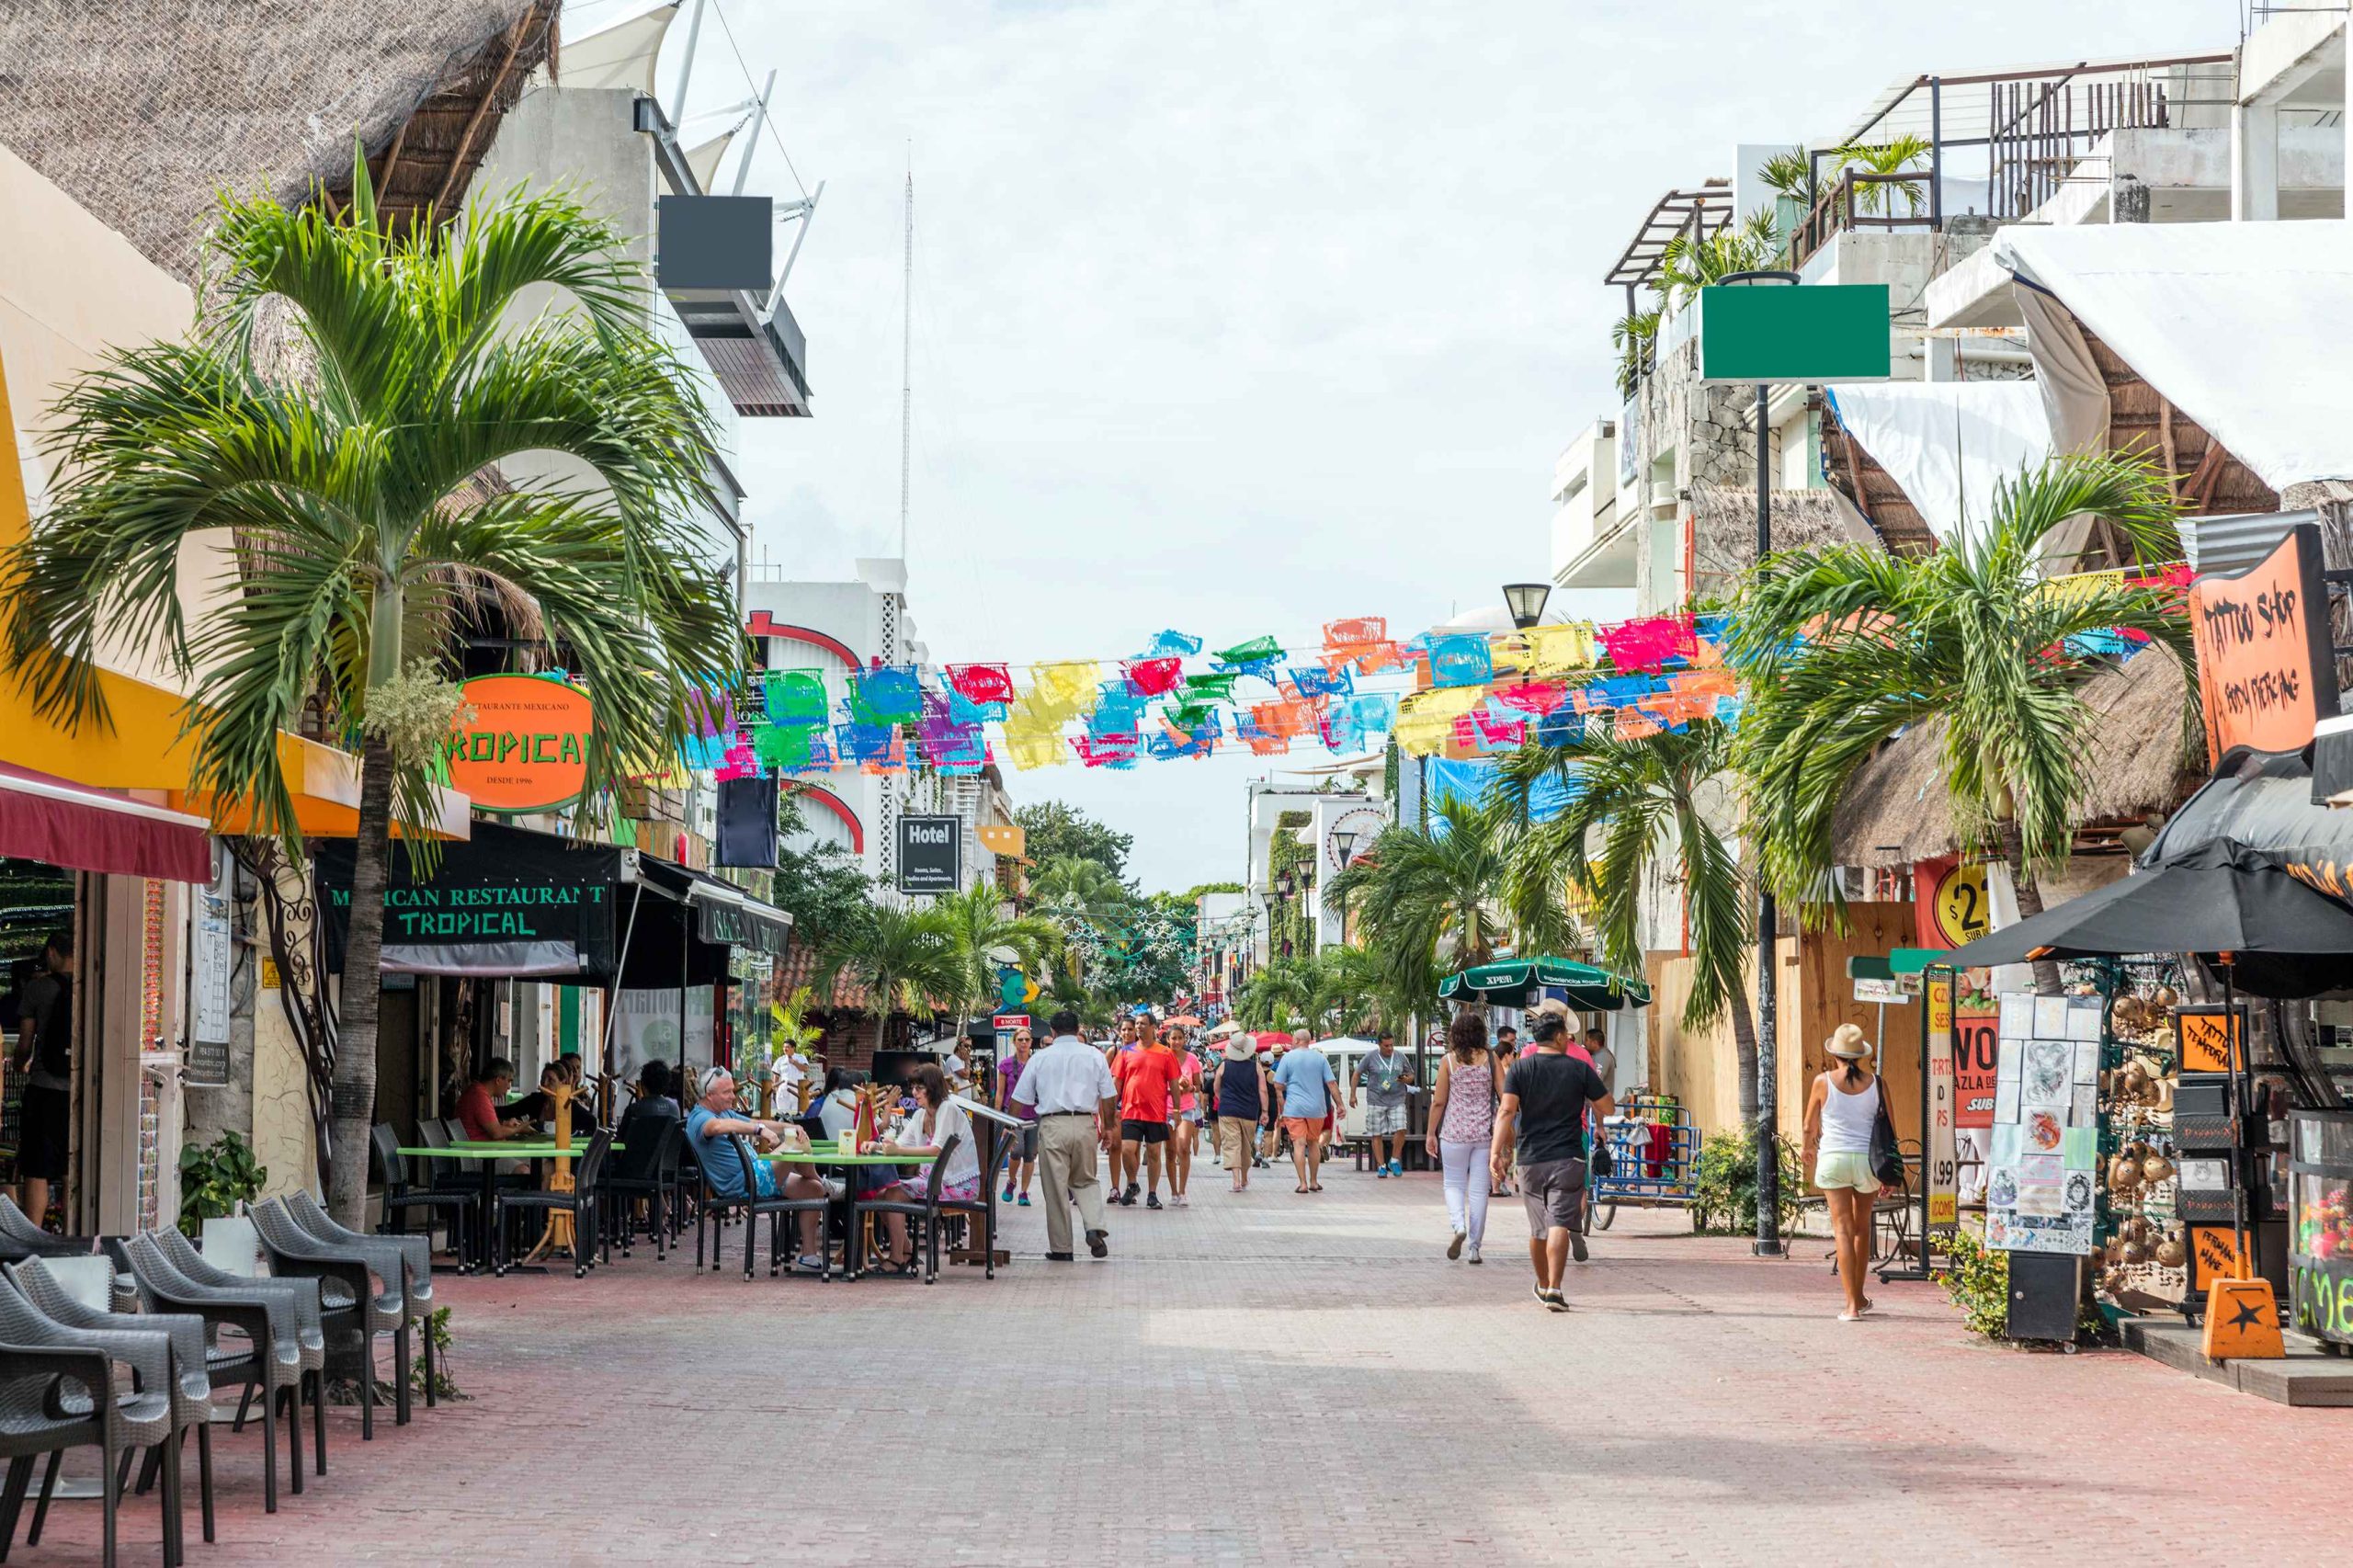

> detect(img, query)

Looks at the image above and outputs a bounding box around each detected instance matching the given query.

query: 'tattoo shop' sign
[2188,523,2337,765]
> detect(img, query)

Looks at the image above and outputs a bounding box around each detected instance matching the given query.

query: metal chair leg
[99,1437,118,1568]
[196,1424,215,1545]
[284,1381,302,1492]
[395,1321,413,1426]
[258,1375,277,1514]
[311,1368,327,1476]
[1,1451,35,1559]
[21,1449,56,1551]
[423,1312,438,1409]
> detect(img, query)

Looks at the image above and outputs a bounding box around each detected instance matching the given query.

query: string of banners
[678,612,1756,778]
[681,591,2177,780]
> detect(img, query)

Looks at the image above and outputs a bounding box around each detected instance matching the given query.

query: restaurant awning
[1438,956,1653,1010]
[0,761,211,882]
[315,822,792,985]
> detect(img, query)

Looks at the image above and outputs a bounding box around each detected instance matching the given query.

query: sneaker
[1387,1161,1404,1177]
[1448,1231,1465,1260]
[1174,1192,1188,1208]
[1086,1229,1109,1259]
[1001,1187,1016,1202]
[1571,1231,1589,1263]
[1374,1166,1389,1179]
[1532,1284,1549,1307]
[1017,1194,1031,1208]
[792,1254,826,1274]
[1122,1181,1141,1205]
[1145,1193,1163,1210]
[1543,1290,1569,1312]
[1467,1244,1483,1265]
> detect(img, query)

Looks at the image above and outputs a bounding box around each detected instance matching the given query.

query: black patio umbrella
[1938,841,2353,978]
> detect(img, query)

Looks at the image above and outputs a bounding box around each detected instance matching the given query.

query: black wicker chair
[0,1273,180,1566]
[721,1136,828,1281]
[369,1124,472,1269]
[597,1116,680,1260]
[247,1199,407,1434]
[847,1136,961,1283]
[6,1257,214,1555]
[491,1131,612,1278]
[119,1232,319,1509]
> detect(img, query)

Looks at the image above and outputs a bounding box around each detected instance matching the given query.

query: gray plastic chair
[6,1256,216,1553]
[0,1274,177,1566]
[248,1199,408,1434]
[0,1195,96,1260]
[285,1192,438,1412]
[116,1232,317,1511]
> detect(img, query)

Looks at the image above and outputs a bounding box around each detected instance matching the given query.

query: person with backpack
[11,930,74,1229]
[1803,1023,1891,1322]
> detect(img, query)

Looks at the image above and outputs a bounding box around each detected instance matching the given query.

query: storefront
[0,762,214,1235]
[314,823,790,1133]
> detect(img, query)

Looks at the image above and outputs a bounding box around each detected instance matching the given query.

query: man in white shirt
[1009,1008,1120,1261]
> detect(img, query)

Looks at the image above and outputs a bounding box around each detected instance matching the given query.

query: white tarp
[1825,381,2052,548]
[1994,220,2353,492]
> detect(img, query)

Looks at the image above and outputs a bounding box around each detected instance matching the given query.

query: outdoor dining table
[762,1143,923,1279]
[396,1141,622,1273]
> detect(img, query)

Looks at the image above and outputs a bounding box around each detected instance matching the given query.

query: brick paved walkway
[15,1160,2351,1564]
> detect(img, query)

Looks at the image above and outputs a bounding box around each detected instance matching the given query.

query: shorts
[1519,1156,1588,1234]
[1282,1116,1322,1145]
[17,1085,69,1182]
[1120,1118,1170,1144]
[999,1122,1039,1165]
[1365,1103,1408,1136]
[1814,1150,1879,1192]
[1177,1107,1203,1125]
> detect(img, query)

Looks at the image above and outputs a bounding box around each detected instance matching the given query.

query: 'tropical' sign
[447,675,595,813]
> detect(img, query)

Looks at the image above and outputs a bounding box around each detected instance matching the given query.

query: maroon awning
[0,762,211,882]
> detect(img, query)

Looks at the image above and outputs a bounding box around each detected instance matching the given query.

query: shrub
[176,1131,266,1239]
[1936,1227,2009,1337]
[1690,1125,1806,1237]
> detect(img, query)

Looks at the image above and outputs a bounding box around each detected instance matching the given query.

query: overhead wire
[707,0,812,201]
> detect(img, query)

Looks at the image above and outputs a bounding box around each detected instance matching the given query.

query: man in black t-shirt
[1490,1016,1613,1312]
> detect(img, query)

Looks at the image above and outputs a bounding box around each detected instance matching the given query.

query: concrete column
[2233,102,2279,221]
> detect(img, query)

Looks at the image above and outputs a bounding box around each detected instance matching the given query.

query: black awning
[2149,751,2353,889]
[316,823,620,979]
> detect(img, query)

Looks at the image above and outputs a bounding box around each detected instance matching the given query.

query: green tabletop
[763,1148,922,1165]
[397,1142,620,1158]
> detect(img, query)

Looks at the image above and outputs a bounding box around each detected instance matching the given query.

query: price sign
[1924,970,1960,1229]
[1915,858,1992,949]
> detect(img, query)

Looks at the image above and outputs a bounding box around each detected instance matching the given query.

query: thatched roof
[2093,327,2279,521]
[1830,649,2202,869]
[1688,484,1878,601]
[1820,404,1942,558]
[0,0,554,278]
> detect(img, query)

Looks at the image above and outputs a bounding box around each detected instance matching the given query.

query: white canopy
[1993,220,2353,493]
[1824,381,2052,548]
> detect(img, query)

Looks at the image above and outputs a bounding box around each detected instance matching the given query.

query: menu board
[1984,996,2102,1256]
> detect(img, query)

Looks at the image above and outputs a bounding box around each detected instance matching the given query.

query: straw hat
[1222,1033,1256,1062]
[1826,1023,1873,1060]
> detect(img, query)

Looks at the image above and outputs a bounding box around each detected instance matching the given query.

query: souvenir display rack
[2078,957,2191,1316]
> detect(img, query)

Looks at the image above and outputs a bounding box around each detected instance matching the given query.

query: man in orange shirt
[1111,1014,1183,1209]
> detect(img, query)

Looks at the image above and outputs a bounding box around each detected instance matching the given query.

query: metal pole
[668,0,708,127]
[1929,76,1944,229]
[1754,378,1783,1257]
[2222,960,2251,1280]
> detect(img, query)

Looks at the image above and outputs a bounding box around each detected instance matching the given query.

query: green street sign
[1696,282,1892,384]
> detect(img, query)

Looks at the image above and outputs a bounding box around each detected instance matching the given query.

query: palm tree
[1612,306,1662,398]
[1333,795,1577,1018]
[932,879,1060,1043]
[2,152,736,1225]
[1727,455,2190,994]
[816,900,962,1056]
[1756,148,1816,207]
[1497,720,1761,1120]
[1830,135,1934,216]
[1234,959,1316,1033]
[1656,208,1782,307]
[1310,944,1393,1037]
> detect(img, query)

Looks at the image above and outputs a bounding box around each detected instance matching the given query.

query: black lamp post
[1503,582,1552,630]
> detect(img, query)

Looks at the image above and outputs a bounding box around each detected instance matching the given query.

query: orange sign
[2177,1007,2245,1074]
[2201,1278,2285,1361]
[975,824,1028,860]
[2190,1225,2248,1286]
[1915,858,1991,949]
[2188,523,2337,764]
[445,675,594,813]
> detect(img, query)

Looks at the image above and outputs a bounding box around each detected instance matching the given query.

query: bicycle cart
[1590,1094,1699,1230]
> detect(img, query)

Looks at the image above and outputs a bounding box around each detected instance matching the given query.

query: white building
[745,557,1016,895]
[1245,769,1389,960]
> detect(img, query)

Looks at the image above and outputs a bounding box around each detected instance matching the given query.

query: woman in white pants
[1424,1011,1500,1263]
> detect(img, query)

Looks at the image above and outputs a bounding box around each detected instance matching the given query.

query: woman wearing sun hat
[1212,1027,1270,1193]
[1802,1022,1887,1322]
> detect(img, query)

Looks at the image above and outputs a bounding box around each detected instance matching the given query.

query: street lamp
[1331,829,1357,868]
[1503,582,1552,630]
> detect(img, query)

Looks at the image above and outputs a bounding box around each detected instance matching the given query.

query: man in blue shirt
[1271,1043,1337,1193]
[688,1067,829,1271]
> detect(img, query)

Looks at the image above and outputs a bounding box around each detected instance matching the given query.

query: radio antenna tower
[898,162,914,561]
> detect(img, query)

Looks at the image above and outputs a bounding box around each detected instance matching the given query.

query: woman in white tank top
[1802,1023,1885,1322]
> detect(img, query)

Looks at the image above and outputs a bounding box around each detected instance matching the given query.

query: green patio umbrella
[1437,956,1652,1010]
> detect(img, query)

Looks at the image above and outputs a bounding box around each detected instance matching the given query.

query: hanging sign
[445,675,595,813]
[1914,858,1992,949]
[2177,1006,2246,1074]
[897,814,962,895]
[2188,522,2337,767]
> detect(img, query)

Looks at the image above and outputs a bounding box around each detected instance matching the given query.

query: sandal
[1295,1185,1310,1194]
[1309,1183,1324,1192]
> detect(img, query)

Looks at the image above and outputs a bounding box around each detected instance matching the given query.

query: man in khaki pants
[1010,1008,1120,1260]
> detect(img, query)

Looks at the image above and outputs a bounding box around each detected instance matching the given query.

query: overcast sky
[579,0,2228,892]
